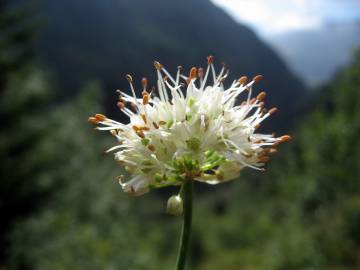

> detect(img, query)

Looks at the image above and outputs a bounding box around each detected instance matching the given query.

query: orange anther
[253,75,263,83]
[154,61,163,70]
[280,135,292,142]
[207,55,214,64]
[258,156,269,162]
[269,107,278,115]
[238,76,248,85]
[88,116,98,124]
[142,93,149,105]
[95,114,106,121]
[117,101,125,110]
[189,67,197,80]
[152,122,159,129]
[256,91,266,101]
[141,77,148,87]
[148,144,155,151]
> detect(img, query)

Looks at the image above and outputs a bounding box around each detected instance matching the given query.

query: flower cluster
[89,56,291,196]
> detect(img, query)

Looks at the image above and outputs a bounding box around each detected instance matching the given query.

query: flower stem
[175,179,193,270]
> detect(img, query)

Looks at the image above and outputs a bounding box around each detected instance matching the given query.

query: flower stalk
[176,179,193,270]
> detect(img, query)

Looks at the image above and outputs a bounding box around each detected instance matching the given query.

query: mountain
[268,21,360,87]
[30,0,306,126]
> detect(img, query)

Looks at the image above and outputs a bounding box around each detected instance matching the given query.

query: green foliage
[0,0,38,86]
[5,52,360,269]
[6,52,360,269]
[193,51,360,270]
[7,83,180,270]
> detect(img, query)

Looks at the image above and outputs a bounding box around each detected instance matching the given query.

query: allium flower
[89,56,291,196]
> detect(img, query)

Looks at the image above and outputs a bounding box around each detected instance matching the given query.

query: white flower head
[89,56,291,196]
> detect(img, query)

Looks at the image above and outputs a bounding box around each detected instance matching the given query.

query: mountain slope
[269,21,360,87]
[34,0,306,126]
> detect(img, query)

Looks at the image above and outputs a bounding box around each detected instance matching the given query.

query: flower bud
[166,195,183,216]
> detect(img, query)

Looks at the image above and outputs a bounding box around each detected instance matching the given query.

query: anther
[139,126,150,131]
[189,67,197,80]
[152,122,159,129]
[238,76,248,85]
[117,101,125,110]
[207,55,214,64]
[95,114,106,121]
[258,156,269,162]
[88,116,98,124]
[142,91,149,105]
[280,135,292,142]
[136,130,145,138]
[256,91,266,101]
[154,61,163,70]
[148,144,155,151]
[141,77,148,88]
[132,125,139,132]
[253,75,263,83]
[125,74,133,83]
[130,103,138,111]
[269,107,278,115]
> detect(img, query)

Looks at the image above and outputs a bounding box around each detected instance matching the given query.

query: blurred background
[1,0,359,269]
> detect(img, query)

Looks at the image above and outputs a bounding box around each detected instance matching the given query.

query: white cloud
[210,0,360,36]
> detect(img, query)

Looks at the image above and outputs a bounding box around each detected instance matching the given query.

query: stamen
[268,107,278,115]
[95,114,106,121]
[253,75,263,83]
[258,156,269,162]
[141,77,148,89]
[142,91,149,105]
[280,135,292,142]
[148,144,155,151]
[138,126,150,131]
[132,125,139,132]
[152,122,159,129]
[136,130,145,138]
[88,116,98,124]
[154,61,163,70]
[187,67,197,84]
[125,74,133,83]
[238,76,248,85]
[207,55,214,64]
[117,101,125,110]
[256,91,266,101]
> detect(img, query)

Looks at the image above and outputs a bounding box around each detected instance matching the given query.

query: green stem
[175,179,193,270]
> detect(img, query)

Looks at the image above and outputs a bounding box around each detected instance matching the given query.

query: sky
[210,0,360,37]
